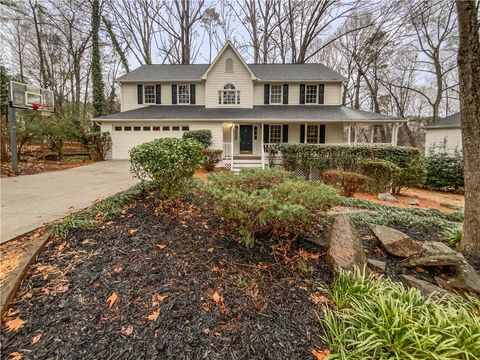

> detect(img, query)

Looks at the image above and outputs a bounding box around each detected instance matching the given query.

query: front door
[239,125,253,154]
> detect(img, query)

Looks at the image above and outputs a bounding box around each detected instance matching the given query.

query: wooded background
[0,0,459,149]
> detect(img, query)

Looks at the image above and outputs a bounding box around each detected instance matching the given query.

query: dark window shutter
[283,84,289,104]
[190,84,196,104]
[171,84,177,104]
[300,84,305,104]
[282,124,289,142]
[263,124,270,143]
[320,124,326,143]
[264,84,270,104]
[300,124,305,143]
[155,84,161,104]
[318,84,325,104]
[137,84,143,104]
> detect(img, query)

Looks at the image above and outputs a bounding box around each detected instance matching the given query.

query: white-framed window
[178,85,190,104]
[144,85,156,104]
[305,84,317,104]
[253,126,258,140]
[114,126,122,131]
[182,126,190,131]
[306,124,319,143]
[162,126,170,131]
[270,84,282,104]
[269,124,282,143]
[153,126,161,131]
[225,58,233,73]
[218,83,240,105]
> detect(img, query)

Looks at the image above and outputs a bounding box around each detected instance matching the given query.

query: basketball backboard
[9,81,55,112]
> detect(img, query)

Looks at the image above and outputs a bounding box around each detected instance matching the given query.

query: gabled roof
[95,105,403,123]
[201,41,257,80]
[426,112,461,129]
[116,64,209,82]
[249,64,347,81]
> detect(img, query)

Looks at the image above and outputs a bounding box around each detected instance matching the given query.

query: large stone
[370,225,423,257]
[400,241,467,268]
[327,215,367,273]
[401,275,450,298]
[378,193,398,202]
[438,264,480,295]
[367,258,386,273]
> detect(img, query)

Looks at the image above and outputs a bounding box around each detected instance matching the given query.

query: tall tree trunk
[91,0,106,118]
[456,0,480,257]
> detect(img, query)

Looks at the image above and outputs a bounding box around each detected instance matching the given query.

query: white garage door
[111,124,190,159]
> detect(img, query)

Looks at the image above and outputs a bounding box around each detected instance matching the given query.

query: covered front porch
[221,121,403,171]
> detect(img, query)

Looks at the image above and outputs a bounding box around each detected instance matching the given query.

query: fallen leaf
[212,291,223,303]
[5,317,25,332]
[152,293,168,306]
[113,266,122,273]
[9,352,21,360]
[202,328,210,334]
[311,348,331,360]
[55,284,69,294]
[156,244,167,250]
[121,324,134,336]
[107,292,118,308]
[31,333,43,345]
[309,292,329,306]
[207,247,215,253]
[128,228,138,235]
[82,239,93,245]
[147,310,160,321]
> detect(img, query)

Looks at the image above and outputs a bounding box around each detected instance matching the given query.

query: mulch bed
[1,191,332,359]
[1,158,94,177]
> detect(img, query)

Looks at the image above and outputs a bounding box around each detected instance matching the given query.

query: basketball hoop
[32,103,41,110]
[9,81,55,113]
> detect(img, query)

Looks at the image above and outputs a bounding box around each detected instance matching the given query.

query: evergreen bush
[424,150,464,193]
[359,158,401,194]
[182,129,212,149]
[321,170,368,197]
[203,149,223,171]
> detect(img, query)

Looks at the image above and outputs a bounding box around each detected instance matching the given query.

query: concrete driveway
[1,161,138,243]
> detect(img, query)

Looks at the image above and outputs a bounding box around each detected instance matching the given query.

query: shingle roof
[116,63,346,82]
[95,105,401,122]
[426,112,461,129]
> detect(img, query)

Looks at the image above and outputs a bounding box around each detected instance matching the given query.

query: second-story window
[305,85,317,104]
[218,83,240,105]
[270,84,282,104]
[178,85,190,104]
[269,124,282,143]
[144,85,156,104]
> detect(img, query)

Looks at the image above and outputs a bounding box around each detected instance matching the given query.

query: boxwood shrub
[203,149,223,171]
[129,138,204,199]
[321,170,368,197]
[203,168,338,247]
[182,129,212,149]
[424,150,464,193]
[359,158,401,194]
[278,144,427,193]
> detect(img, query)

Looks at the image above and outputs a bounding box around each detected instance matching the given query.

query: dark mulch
[1,158,93,177]
[1,192,331,360]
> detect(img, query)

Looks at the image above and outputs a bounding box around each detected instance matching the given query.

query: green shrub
[359,158,401,194]
[129,138,204,199]
[321,269,480,359]
[182,129,212,149]
[424,150,464,193]
[321,170,368,197]
[203,169,338,247]
[278,144,427,193]
[86,131,112,161]
[442,225,463,247]
[203,149,223,171]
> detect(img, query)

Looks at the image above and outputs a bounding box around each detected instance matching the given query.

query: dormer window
[218,83,240,105]
[225,58,233,73]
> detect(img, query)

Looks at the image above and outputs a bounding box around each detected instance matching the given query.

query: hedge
[424,151,464,193]
[278,144,427,193]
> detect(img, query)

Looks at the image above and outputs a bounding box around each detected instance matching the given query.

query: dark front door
[239,125,253,154]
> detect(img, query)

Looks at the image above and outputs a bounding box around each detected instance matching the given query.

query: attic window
[225,58,233,73]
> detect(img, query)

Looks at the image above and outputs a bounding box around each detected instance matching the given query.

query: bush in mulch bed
[321,270,480,359]
[1,190,334,359]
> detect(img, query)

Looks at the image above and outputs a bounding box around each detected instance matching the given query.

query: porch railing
[223,143,232,159]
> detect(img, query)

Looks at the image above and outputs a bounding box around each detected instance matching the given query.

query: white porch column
[230,123,234,171]
[261,122,265,169]
[394,123,400,146]
[391,124,396,145]
[347,124,352,145]
[353,124,357,143]
[370,125,375,143]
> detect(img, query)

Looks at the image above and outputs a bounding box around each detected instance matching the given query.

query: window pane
[153,126,160,131]
[178,85,190,104]
[124,126,131,131]
[182,126,189,131]
[269,124,282,143]
[306,125,319,143]
[144,85,155,104]
[162,126,170,131]
[270,84,282,104]
[114,126,122,131]
[143,126,150,131]
[172,126,180,131]
[134,126,141,131]
[306,85,317,104]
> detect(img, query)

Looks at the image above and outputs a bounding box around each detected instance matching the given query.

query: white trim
[201,41,257,80]
[269,84,283,104]
[97,118,408,124]
[143,84,156,104]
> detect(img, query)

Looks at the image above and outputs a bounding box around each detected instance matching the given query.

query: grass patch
[47,181,151,238]
[321,270,480,359]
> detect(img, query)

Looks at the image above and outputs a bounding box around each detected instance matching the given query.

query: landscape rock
[437,264,480,295]
[408,198,420,206]
[327,215,367,273]
[378,193,398,202]
[400,241,467,268]
[367,258,386,273]
[370,224,423,257]
[401,275,450,298]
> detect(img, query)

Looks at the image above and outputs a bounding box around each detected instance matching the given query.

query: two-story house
[95,42,405,170]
